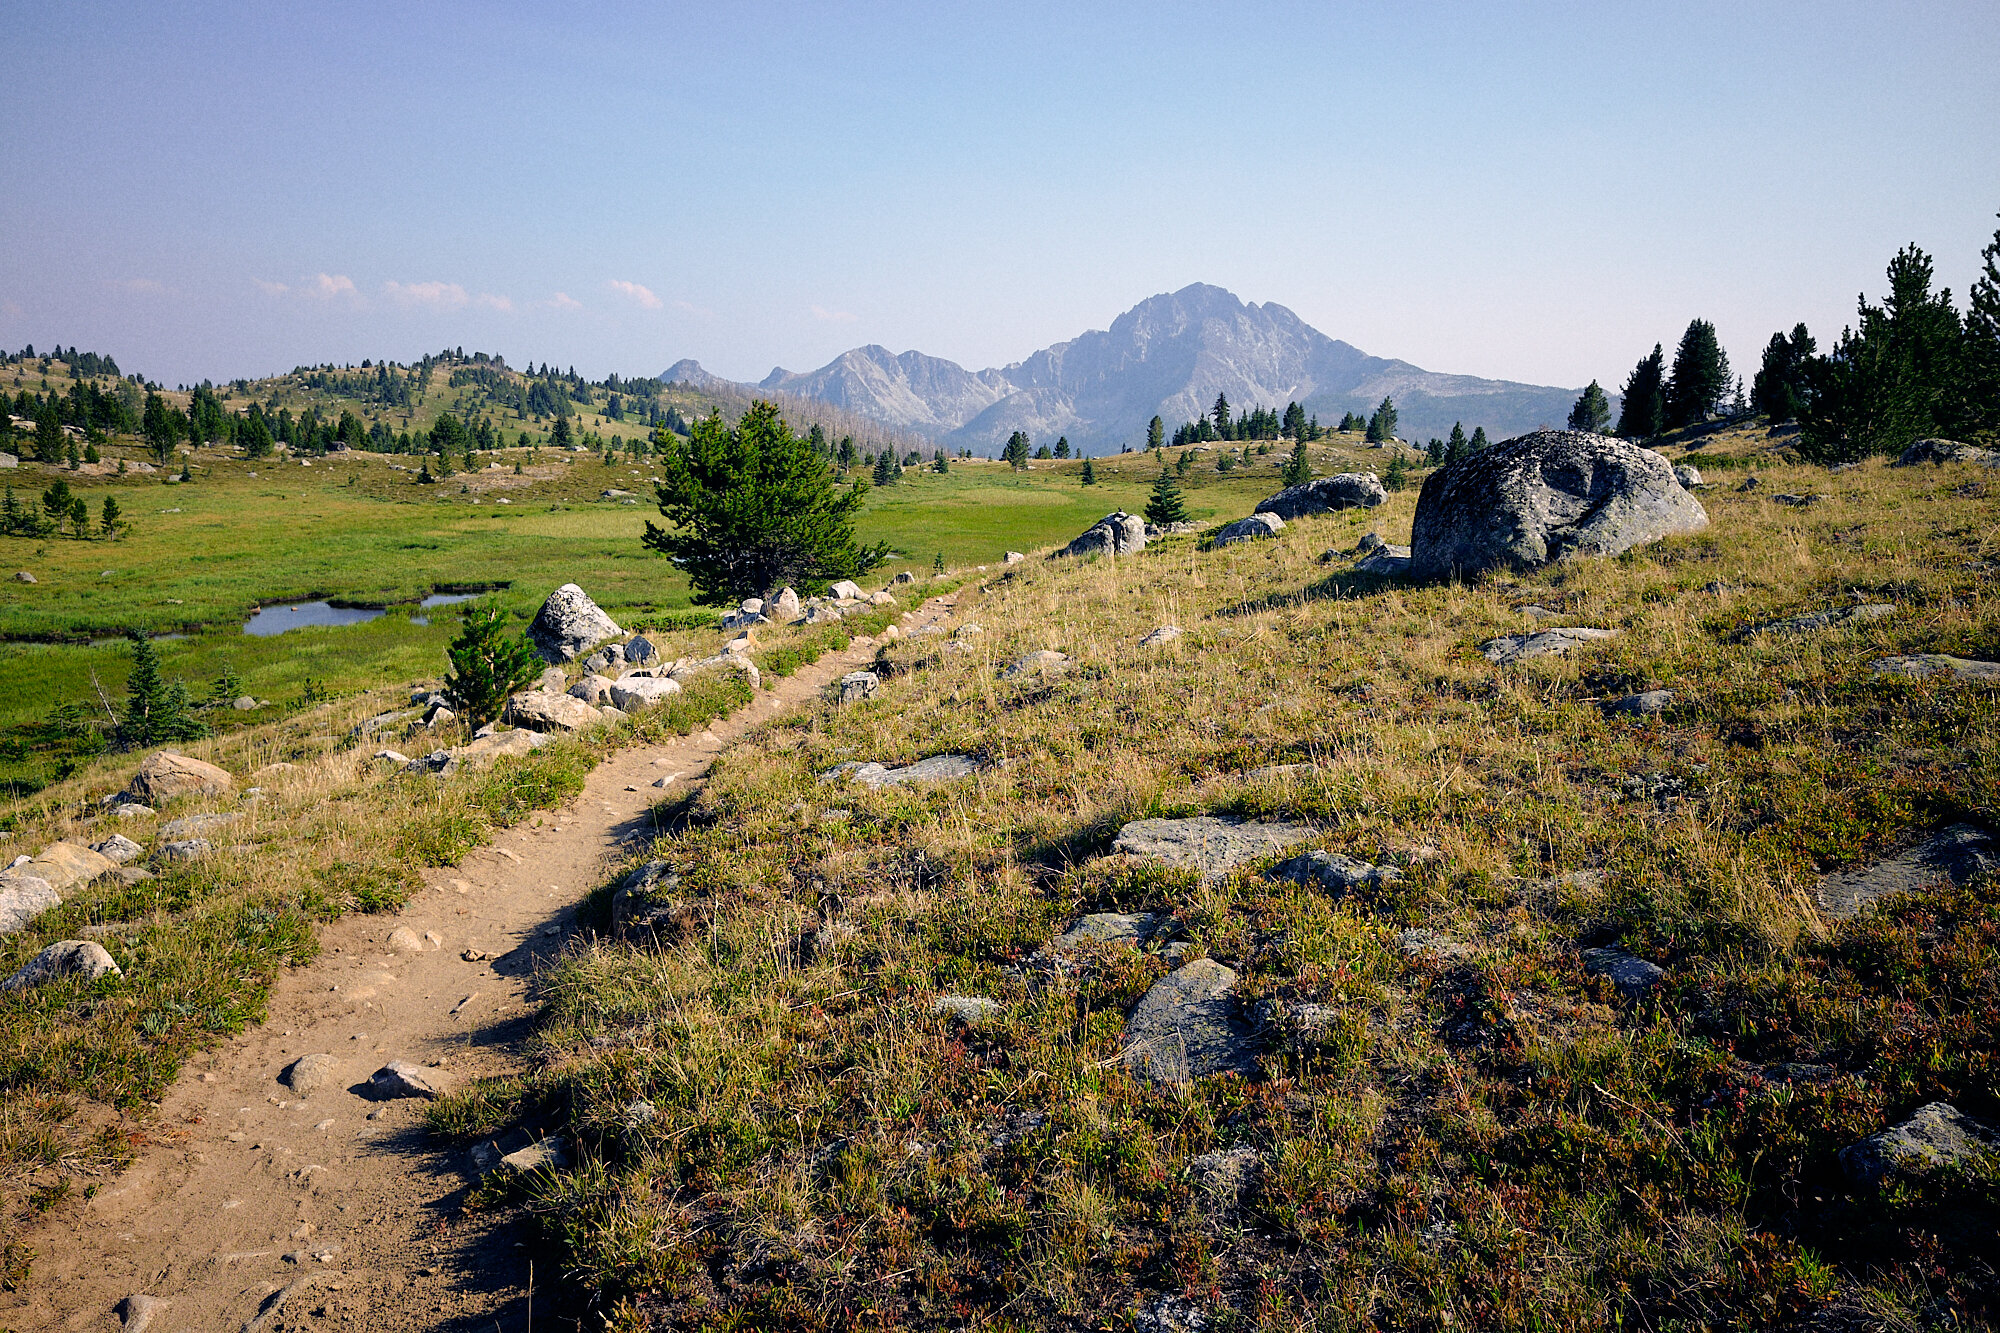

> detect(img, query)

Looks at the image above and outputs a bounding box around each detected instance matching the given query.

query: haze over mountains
[665,284,1588,454]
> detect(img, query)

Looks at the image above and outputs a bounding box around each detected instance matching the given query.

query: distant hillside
[727,284,1591,453]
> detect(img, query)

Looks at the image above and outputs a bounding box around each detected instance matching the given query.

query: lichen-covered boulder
[1255,473,1387,519]
[526,584,622,663]
[1060,511,1147,558]
[1213,512,1285,546]
[119,751,232,805]
[1409,430,1709,579]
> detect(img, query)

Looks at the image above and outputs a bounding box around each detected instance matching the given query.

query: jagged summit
[677,284,1584,451]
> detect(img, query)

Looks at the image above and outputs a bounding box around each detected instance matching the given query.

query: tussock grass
[459,435,2000,1329]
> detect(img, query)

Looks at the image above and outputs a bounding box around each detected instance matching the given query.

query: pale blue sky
[2,0,1995,393]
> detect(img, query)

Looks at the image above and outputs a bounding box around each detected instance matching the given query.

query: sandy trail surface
[8,597,952,1333]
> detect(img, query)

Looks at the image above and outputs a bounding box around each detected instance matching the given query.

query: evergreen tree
[643,403,887,603]
[1616,345,1666,438]
[1174,449,1191,477]
[141,391,178,462]
[1282,401,1307,440]
[1281,436,1310,487]
[1147,415,1164,452]
[1470,427,1489,453]
[442,609,541,726]
[1,487,18,533]
[1663,319,1733,428]
[1384,451,1410,491]
[1751,324,1818,423]
[1002,430,1031,470]
[1799,244,1968,462]
[1081,457,1096,485]
[1963,217,2000,439]
[1426,438,1445,465]
[1053,436,1070,459]
[1566,380,1612,433]
[549,415,573,449]
[1033,444,1052,459]
[1365,396,1397,443]
[116,632,207,748]
[1211,393,1232,440]
[33,397,62,463]
[41,479,74,532]
[1445,422,1470,464]
[100,495,121,536]
[932,449,948,474]
[1144,466,1189,527]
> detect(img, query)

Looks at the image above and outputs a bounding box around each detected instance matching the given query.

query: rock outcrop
[1816,824,1997,920]
[1113,816,1315,881]
[1255,473,1387,519]
[1870,654,2000,683]
[1479,627,1618,664]
[503,689,602,732]
[1408,430,1709,579]
[527,584,621,663]
[1122,959,1257,1085]
[1213,512,1285,546]
[1060,511,1147,558]
[118,751,232,805]
[1894,438,2000,468]
[1841,1102,2000,1187]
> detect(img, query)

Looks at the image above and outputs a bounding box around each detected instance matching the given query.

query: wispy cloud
[384,279,469,308]
[676,298,714,316]
[549,292,583,310]
[475,292,514,312]
[254,278,290,296]
[607,279,662,310]
[811,303,858,324]
[118,277,169,296]
[307,273,357,299]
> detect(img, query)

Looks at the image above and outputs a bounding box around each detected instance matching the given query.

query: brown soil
[5,597,953,1332]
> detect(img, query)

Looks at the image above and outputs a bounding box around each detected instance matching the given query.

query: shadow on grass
[1217,568,1413,618]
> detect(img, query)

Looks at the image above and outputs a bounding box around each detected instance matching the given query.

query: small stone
[1604,689,1674,715]
[280,1054,339,1097]
[369,1060,450,1100]
[114,1293,167,1333]
[90,834,145,865]
[1480,627,1619,664]
[1123,959,1256,1085]
[1740,603,1895,638]
[232,695,258,711]
[1189,1145,1262,1206]
[386,926,425,952]
[373,748,411,765]
[1003,650,1069,678]
[1057,911,1170,948]
[1003,551,1026,564]
[1397,929,1473,964]
[159,811,238,840]
[1582,946,1665,998]
[838,671,879,704]
[155,838,212,862]
[1268,849,1401,895]
[1138,626,1182,648]
[1,940,121,991]
[931,995,1002,1029]
[500,1137,569,1175]
[12,571,35,584]
[109,803,154,818]
[1841,1102,2000,1188]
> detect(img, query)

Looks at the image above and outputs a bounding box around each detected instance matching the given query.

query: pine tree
[1963,217,2000,439]
[1799,244,1968,461]
[1384,451,1410,491]
[1147,415,1164,452]
[0,487,17,533]
[1365,397,1397,443]
[101,495,121,536]
[1445,422,1470,464]
[1081,457,1097,485]
[932,449,948,474]
[1144,466,1189,527]
[1471,427,1490,453]
[1749,323,1818,423]
[116,632,207,748]
[1053,436,1070,459]
[1426,438,1445,465]
[443,609,541,726]
[1281,436,1310,487]
[1002,430,1031,470]
[1616,345,1667,439]
[1566,381,1612,433]
[1663,320,1733,428]
[33,397,62,463]
[1174,449,1191,478]
[872,450,895,485]
[1211,393,1232,440]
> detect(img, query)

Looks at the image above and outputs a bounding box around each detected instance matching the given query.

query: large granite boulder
[607,676,683,712]
[503,689,602,732]
[1213,512,1285,546]
[527,584,622,663]
[2,940,122,991]
[1893,438,2000,468]
[0,842,119,936]
[119,751,232,805]
[1061,511,1147,558]
[1256,473,1387,519]
[1409,430,1709,579]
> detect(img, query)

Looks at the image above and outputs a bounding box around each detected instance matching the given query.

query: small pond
[243,602,385,636]
[410,591,481,626]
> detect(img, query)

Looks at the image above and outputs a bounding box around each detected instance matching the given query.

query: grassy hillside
[417,437,1998,1330]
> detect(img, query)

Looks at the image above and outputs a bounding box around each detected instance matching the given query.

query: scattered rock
[1133,1295,1210,1333]
[535,666,568,693]
[607,676,683,712]
[568,674,615,704]
[612,861,685,939]
[822,754,980,787]
[932,995,1002,1029]
[1138,626,1182,648]
[232,695,259,711]
[1398,929,1474,964]
[421,703,456,727]
[624,634,658,664]
[1408,430,1709,579]
[503,689,602,732]
[1841,1102,2000,1188]
[1354,542,1411,575]
[1740,603,1895,638]
[1003,550,1026,564]
[280,1054,339,1097]
[114,1293,167,1333]
[1582,946,1665,998]
[12,571,34,584]
[526,583,622,663]
[500,1136,569,1176]
[154,839,212,863]
[1893,438,2000,468]
[1060,511,1147,558]
[373,748,410,765]
[1771,492,1819,507]
[1479,627,1618,664]
[90,834,144,865]
[1114,816,1315,881]
[1255,472,1387,519]
[892,570,916,585]
[1003,650,1069,678]
[1870,654,2000,683]
[1,940,121,991]
[159,811,238,840]
[1057,912,1171,949]
[369,1060,451,1099]
[108,803,153,818]
[1673,463,1704,488]
[387,926,425,953]
[830,580,865,600]
[1189,1145,1262,1207]
[1737,476,1761,492]
[1213,512,1285,546]
[1816,824,1998,920]
[770,587,802,620]
[838,671,879,704]
[1268,849,1402,895]
[119,750,233,804]
[1604,689,1674,715]
[1122,959,1257,1085]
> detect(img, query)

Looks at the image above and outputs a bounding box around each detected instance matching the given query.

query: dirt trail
[8,598,953,1333]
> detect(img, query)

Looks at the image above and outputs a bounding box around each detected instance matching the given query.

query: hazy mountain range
[665,283,1590,454]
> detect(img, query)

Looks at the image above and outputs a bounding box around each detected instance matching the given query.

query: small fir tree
[100,495,121,536]
[116,632,208,747]
[1081,456,1096,485]
[1470,426,1490,453]
[1281,437,1310,487]
[1365,396,1397,442]
[1617,344,1667,438]
[1174,449,1192,477]
[1384,451,1410,491]
[443,609,541,726]
[1144,466,1190,527]
[1567,380,1613,433]
[1445,422,1470,464]
[1147,415,1164,452]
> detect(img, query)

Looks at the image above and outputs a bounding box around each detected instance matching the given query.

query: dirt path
[8,598,953,1333]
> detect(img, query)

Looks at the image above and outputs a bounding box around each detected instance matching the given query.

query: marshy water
[242,592,483,636]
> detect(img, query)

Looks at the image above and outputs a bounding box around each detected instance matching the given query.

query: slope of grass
[435,437,2000,1330]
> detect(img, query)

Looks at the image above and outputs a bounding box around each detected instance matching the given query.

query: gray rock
[536,666,568,693]
[612,861,683,939]
[1268,849,1401,895]
[114,1293,167,1333]
[568,673,616,704]
[1114,816,1315,881]
[823,753,980,788]
[90,834,145,865]
[108,803,154,818]
[838,671,879,704]
[1893,438,2000,468]
[583,643,626,675]
[1604,689,1675,715]
[1057,912,1171,948]
[1354,543,1411,575]
[1841,1102,2000,1188]
[280,1053,339,1097]
[607,676,683,712]
[1737,475,1760,491]
[421,703,456,727]
[1134,1295,1210,1333]
[1,940,121,991]
[931,995,1002,1029]
[500,1136,569,1175]
[1582,947,1665,998]
[373,748,411,765]
[1122,959,1257,1085]
[771,587,802,620]
[159,811,239,841]
[1138,625,1182,648]
[0,876,61,937]
[1409,430,1709,579]
[12,571,34,584]
[232,695,258,711]
[526,583,622,663]
[1771,492,1819,507]
[1871,654,2000,683]
[1004,550,1026,563]
[1189,1145,1262,1206]
[830,580,865,601]
[1480,627,1618,664]
[1060,510,1147,558]
[503,688,602,732]
[624,634,658,664]
[1213,512,1285,546]
[155,838,212,862]
[1255,472,1387,519]
[1673,463,1704,488]
[1003,650,1070,678]
[1398,929,1474,964]
[805,604,844,625]
[1816,824,1998,920]
[1740,603,1895,638]
[119,750,233,804]
[369,1060,450,1099]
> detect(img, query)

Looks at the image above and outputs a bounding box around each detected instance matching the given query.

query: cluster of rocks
[723,580,896,630]
[1894,438,2000,468]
